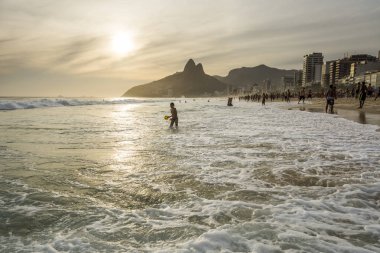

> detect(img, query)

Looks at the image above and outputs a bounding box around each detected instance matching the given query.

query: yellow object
[164,115,170,120]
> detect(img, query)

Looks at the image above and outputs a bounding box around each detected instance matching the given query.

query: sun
[110,32,135,56]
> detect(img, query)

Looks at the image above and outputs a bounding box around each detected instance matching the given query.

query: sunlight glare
[110,32,135,56]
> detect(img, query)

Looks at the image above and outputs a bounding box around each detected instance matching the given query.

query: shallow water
[1,98,379,252]
[296,106,380,127]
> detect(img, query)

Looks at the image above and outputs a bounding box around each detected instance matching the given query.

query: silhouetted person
[359,82,367,109]
[169,102,178,128]
[325,85,336,113]
[286,89,291,103]
[298,87,306,104]
[262,92,266,105]
[227,97,233,106]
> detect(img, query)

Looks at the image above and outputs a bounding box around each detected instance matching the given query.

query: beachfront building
[329,54,378,85]
[349,54,377,63]
[281,76,295,89]
[302,52,324,86]
[321,61,333,87]
[336,59,352,80]
[350,61,380,78]
[263,79,271,92]
[293,70,303,86]
[353,70,380,88]
[365,71,380,87]
[329,61,337,85]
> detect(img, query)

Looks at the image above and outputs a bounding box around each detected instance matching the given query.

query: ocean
[0,97,379,253]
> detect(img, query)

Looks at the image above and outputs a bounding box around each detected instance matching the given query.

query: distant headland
[122,59,297,97]
[123,59,227,97]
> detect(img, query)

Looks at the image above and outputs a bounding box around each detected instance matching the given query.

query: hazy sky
[1,0,379,97]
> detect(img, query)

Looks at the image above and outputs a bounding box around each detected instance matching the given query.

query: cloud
[54,37,101,64]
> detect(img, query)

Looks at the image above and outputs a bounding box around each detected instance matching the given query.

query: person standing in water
[227,97,233,106]
[169,102,178,129]
[359,82,368,109]
[286,89,291,103]
[325,85,336,113]
[262,92,266,106]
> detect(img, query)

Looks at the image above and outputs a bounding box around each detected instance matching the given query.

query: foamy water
[0,98,379,252]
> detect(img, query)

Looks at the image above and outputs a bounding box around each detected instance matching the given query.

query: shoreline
[283,97,380,128]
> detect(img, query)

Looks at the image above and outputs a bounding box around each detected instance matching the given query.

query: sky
[1,0,380,97]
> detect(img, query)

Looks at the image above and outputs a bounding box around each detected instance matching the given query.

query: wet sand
[285,97,380,128]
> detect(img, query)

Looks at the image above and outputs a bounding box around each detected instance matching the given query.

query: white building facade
[302,53,324,86]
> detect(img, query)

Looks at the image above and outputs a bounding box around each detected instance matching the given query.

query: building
[329,61,337,85]
[315,64,322,84]
[302,53,323,86]
[351,61,380,77]
[335,58,352,82]
[329,54,377,85]
[281,76,295,89]
[349,54,377,62]
[263,79,271,91]
[354,70,380,88]
[293,70,303,86]
[368,71,380,87]
[321,61,333,87]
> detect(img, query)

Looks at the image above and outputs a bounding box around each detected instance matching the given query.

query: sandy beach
[285,97,380,127]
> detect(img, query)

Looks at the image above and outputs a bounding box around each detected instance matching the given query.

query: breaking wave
[0,98,161,110]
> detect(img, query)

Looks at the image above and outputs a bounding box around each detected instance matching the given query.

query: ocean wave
[0,98,158,110]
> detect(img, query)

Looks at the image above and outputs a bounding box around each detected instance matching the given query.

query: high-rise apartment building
[330,54,377,84]
[321,61,333,87]
[302,53,323,86]
[349,54,377,62]
[335,59,352,82]
[329,61,337,85]
[293,70,303,86]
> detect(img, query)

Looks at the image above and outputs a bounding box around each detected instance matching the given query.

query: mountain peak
[196,63,205,75]
[123,59,227,97]
[183,59,205,75]
[184,59,196,72]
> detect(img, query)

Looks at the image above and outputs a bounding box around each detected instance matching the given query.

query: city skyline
[1,0,380,97]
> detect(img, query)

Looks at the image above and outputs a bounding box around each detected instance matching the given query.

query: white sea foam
[0,97,164,110]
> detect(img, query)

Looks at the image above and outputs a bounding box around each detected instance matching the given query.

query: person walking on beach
[286,89,291,103]
[169,102,178,129]
[359,82,367,109]
[307,89,312,100]
[325,85,336,113]
[298,87,306,104]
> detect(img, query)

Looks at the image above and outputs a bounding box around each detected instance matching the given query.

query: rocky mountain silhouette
[123,59,227,97]
[214,64,297,88]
